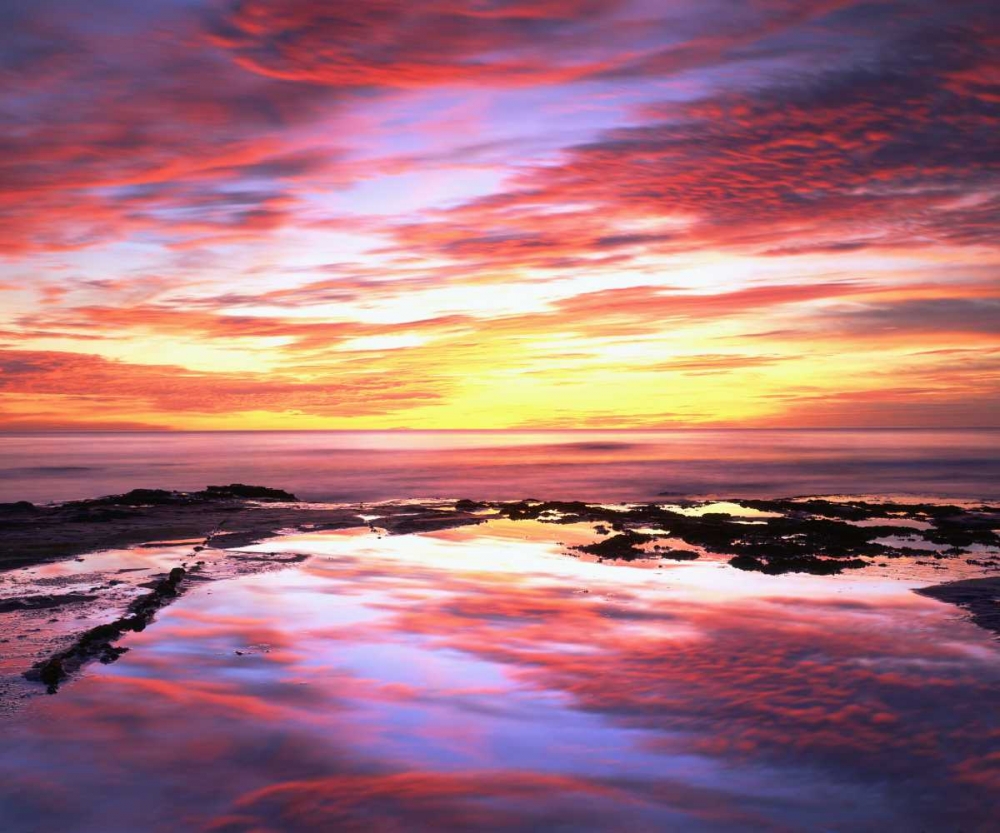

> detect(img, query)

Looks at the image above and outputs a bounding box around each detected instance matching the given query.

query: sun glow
[0,0,996,430]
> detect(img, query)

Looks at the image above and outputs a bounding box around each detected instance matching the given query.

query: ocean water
[1,429,998,505]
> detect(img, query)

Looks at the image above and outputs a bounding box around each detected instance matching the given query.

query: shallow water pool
[1,521,998,831]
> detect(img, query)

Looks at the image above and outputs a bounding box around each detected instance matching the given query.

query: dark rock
[498,500,590,521]
[729,554,868,575]
[99,645,129,664]
[37,658,65,692]
[197,484,298,501]
[91,489,184,506]
[576,531,652,561]
[916,577,1000,637]
[24,566,188,692]
[383,512,485,536]
[660,549,700,561]
[0,593,97,613]
[0,500,39,516]
[488,496,998,573]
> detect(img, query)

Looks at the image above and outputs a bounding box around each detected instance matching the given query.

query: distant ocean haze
[1,429,997,505]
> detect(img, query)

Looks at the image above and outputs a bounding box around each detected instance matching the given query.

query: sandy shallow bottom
[1,519,998,831]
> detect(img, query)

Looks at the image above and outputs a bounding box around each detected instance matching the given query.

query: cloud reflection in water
[1,521,998,831]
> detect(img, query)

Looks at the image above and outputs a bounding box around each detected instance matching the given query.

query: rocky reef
[482,496,1000,575]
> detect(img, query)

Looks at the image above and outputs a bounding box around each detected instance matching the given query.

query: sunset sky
[1,0,997,430]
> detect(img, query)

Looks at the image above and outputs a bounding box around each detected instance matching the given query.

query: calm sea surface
[1,429,998,504]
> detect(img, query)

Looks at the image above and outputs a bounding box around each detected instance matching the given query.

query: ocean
[1,428,997,504]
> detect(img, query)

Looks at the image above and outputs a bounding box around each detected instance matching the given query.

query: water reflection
[1,521,998,831]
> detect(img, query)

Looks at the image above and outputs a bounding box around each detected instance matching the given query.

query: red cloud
[0,348,447,420]
[371,17,1000,266]
[209,0,629,88]
[0,2,349,255]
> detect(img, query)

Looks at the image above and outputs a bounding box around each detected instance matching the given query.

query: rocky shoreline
[1,486,998,708]
[0,483,486,571]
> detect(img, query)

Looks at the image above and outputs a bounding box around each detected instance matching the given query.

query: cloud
[208,0,633,88]
[819,297,1000,335]
[219,771,644,831]
[376,9,999,266]
[0,349,447,422]
[0,1,346,255]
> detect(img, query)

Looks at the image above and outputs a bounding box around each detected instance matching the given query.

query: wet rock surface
[0,592,98,613]
[575,531,653,561]
[485,496,1000,575]
[916,577,1000,637]
[0,485,482,571]
[25,566,189,693]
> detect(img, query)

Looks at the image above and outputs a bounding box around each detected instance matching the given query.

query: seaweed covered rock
[24,567,188,693]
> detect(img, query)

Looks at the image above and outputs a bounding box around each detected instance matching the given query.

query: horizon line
[1,426,998,434]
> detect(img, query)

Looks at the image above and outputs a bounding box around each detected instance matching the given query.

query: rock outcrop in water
[198,484,298,501]
[89,483,299,506]
[26,566,189,693]
[484,496,1000,575]
[0,485,307,570]
[916,577,1000,637]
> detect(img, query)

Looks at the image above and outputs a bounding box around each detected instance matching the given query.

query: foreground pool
[1,520,998,831]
